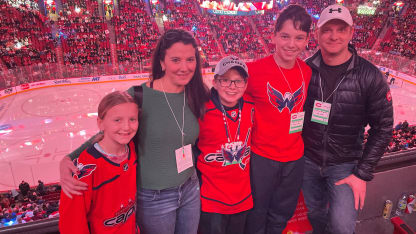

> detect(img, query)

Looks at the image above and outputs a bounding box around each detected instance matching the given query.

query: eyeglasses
[215,79,246,88]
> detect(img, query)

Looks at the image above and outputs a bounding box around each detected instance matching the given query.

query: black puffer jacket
[303,45,393,181]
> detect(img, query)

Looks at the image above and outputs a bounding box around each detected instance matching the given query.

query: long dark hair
[151,28,208,118]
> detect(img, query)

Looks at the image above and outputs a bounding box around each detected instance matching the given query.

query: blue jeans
[302,157,358,234]
[136,171,201,234]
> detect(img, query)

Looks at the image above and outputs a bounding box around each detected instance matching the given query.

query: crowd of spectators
[0,181,60,228]
[1,0,416,85]
[386,121,416,153]
[58,16,111,65]
[113,0,160,65]
[61,0,100,17]
[0,2,56,69]
[209,14,266,58]
[379,0,416,59]
[250,7,279,54]
[162,0,220,61]
[351,12,387,49]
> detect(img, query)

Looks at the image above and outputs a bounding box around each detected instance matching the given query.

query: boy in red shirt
[197,56,254,234]
[244,5,312,234]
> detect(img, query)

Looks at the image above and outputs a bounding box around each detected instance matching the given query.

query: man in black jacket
[302,4,393,234]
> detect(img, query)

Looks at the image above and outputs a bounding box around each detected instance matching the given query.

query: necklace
[95,143,129,160]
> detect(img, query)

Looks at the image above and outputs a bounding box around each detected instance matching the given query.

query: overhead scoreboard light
[393,1,404,12]
[394,1,404,7]
[200,0,273,16]
[357,5,377,15]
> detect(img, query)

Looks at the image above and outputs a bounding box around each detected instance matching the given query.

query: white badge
[311,100,331,125]
[175,144,193,173]
[289,112,305,134]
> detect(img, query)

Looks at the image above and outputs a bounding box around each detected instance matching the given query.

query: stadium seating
[208,14,266,58]
[163,0,221,60]
[58,16,111,65]
[113,0,160,65]
[0,2,56,69]
[379,0,416,59]
[0,0,415,79]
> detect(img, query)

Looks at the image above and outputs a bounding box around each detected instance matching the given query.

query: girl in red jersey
[197,56,254,234]
[59,91,140,234]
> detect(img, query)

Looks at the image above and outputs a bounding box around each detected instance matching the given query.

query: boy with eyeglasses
[196,56,255,234]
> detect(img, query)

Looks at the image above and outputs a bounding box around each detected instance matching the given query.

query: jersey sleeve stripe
[93,175,120,190]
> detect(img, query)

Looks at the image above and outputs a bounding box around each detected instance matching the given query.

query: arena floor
[0,76,415,191]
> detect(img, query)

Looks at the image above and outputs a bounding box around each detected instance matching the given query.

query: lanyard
[220,103,242,143]
[161,81,186,149]
[319,73,347,102]
[276,59,306,113]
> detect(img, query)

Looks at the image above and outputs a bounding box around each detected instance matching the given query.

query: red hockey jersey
[197,90,254,214]
[246,56,311,162]
[59,141,137,234]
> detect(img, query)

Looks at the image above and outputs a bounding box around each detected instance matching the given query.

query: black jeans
[245,153,305,234]
[199,210,249,234]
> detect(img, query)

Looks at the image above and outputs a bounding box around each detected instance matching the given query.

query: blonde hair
[97,91,138,120]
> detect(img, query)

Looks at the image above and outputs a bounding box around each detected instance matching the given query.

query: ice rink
[0,76,415,191]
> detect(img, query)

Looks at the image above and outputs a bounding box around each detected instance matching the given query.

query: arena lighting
[162,14,168,21]
[74,6,81,13]
[0,129,12,134]
[104,0,112,4]
[46,0,54,5]
[394,1,404,7]
[79,130,86,136]
[14,42,23,50]
[87,112,98,117]
[336,0,344,3]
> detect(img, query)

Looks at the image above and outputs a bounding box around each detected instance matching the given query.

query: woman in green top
[60,29,209,234]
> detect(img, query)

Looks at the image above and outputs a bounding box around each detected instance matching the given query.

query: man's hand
[335,174,366,210]
[60,156,88,199]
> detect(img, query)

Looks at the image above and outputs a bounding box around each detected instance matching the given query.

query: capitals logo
[267,82,304,112]
[104,199,136,227]
[204,129,251,170]
[73,158,96,179]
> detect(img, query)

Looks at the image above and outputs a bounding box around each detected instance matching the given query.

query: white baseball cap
[214,56,249,78]
[317,4,353,28]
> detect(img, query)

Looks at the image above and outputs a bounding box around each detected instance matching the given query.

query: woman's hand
[60,156,88,198]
